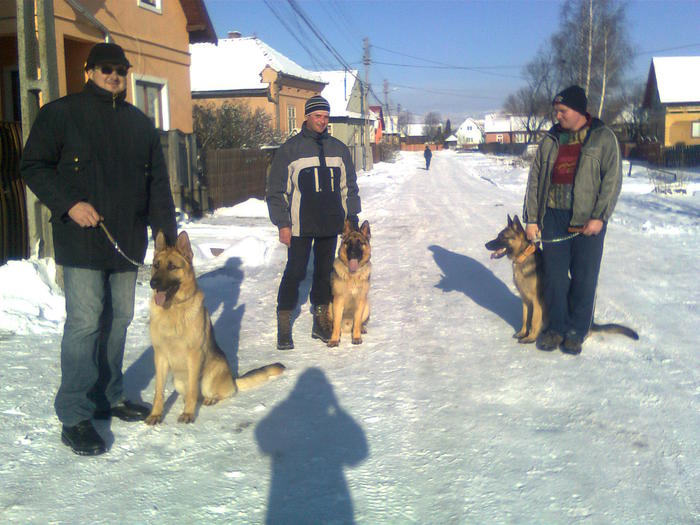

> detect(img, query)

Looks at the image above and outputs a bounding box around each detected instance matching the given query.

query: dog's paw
[203,397,220,406]
[145,414,163,425]
[514,330,527,339]
[352,337,363,345]
[327,339,340,347]
[361,326,368,334]
[518,336,536,344]
[178,412,195,423]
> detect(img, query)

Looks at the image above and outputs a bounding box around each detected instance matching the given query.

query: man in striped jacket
[266,95,361,350]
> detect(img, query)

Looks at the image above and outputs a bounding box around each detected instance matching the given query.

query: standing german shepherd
[485,215,638,344]
[147,231,284,424]
[328,220,372,347]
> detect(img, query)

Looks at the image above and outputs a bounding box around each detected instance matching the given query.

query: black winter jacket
[266,123,361,237]
[21,81,177,270]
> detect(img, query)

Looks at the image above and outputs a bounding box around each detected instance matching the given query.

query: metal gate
[0,122,28,265]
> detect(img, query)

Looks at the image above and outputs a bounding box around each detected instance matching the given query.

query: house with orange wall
[0,0,216,132]
[642,56,700,147]
[190,33,327,138]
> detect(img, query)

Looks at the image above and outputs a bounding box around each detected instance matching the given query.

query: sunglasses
[98,65,128,77]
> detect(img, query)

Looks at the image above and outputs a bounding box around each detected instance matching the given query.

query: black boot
[311,304,331,343]
[94,400,151,422]
[61,420,107,456]
[277,309,294,350]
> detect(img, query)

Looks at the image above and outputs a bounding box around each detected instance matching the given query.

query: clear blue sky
[202,0,700,122]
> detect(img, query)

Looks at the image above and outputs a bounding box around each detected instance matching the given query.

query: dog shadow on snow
[123,256,245,414]
[429,245,521,332]
[255,367,368,524]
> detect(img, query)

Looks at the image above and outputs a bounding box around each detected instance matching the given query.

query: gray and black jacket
[266,122,361,237]
[523,117,622,228]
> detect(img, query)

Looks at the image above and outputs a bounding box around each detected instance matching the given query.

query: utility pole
[361,37,370,170]
[16,0,60,259]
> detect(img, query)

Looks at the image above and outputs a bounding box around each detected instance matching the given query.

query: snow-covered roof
[405,123,426,137]
[650,56,700,104]
[190,37,324,92]
[317,70,360,118]
[445,134,458,142]
[484,113,529,133]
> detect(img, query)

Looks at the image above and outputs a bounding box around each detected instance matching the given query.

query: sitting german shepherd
[485,215,638,344]
[147,231,284,424]
[328,220,372,347]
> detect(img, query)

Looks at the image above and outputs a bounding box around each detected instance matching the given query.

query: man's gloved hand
[347,215,359,230]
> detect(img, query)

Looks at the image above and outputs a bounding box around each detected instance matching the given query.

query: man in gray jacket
[523,85,622,354]
[266,95,361,350]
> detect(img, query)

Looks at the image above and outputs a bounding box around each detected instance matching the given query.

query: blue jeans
[541,208,607,335]
[56,267,137,426]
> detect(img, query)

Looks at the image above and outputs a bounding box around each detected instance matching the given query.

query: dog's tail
[236,363,285,391]
[591,323,639,340]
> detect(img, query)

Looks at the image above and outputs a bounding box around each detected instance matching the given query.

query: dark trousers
[425,157,431,170]
[541,208,607,335]
[277,236,337,311]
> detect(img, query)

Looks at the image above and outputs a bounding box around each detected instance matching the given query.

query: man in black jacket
[266,95,361,350]
[21,43,177,455]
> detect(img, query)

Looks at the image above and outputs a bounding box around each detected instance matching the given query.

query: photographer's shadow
[429,244,521,332]
[255,368,368,524]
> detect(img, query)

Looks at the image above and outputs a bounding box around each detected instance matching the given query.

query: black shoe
[61,420,107,456]
[311,305,331,343]
[94,400,150,422]
[562,329,585,355]
[277,309,294,350]
[536,329,564,351]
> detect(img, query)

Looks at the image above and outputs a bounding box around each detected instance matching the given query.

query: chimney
[227,31,242,39]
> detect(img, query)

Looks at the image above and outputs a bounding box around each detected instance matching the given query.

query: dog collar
[515,243,537,263]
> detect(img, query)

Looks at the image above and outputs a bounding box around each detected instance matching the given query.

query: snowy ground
[1,150,698,524]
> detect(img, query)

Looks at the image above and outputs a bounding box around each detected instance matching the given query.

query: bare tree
[504,48,557,142]
[423,111,442,141]
[551,0,632,118]
[193,101,280,150]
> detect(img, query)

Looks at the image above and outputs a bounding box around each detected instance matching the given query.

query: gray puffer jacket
[523,118,622,228]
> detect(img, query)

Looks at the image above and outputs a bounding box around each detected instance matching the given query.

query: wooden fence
[202,148,274,210]
[1,122,28,265]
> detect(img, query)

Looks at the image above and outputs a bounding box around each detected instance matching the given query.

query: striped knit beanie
[305,95,330,115]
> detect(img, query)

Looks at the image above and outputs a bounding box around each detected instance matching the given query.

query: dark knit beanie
[305,95,331,115]
[85,43,131,70]
[553,85,587,115]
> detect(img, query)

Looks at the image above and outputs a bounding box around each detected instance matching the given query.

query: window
[692,121,700,138]
[496,134,504,144]
[138,0,162,13]
[326,124,333,136]
[133,76,169,130]
[287,105,296,134]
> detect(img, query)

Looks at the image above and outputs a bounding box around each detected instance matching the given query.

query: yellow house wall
[664,106,700,146]
[43,0,193,132]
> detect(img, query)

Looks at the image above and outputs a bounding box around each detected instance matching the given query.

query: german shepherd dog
[328,220,372,347]
[147,231,284,424]
[485,215,639,344]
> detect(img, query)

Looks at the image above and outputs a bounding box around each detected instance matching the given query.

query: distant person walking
[424,145,432,170]
[266,95,361,350]
[522,85,622,355]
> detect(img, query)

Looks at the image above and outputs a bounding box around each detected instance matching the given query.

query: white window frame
[692,121,700,138]
[131,74,170,130]
[287,105,296,135]
[138,0,162,14]
[327,123,334,136]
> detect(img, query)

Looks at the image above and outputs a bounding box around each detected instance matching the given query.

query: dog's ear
[513,215,523,231]
[155,230,167,252]
[175,231,194,261]
[360,220,371,240]
[343,220,353,235]
[507,214,513,227]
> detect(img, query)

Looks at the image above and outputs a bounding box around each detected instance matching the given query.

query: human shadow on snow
[255,367,368,525]
[429,245,521,332]
[123,256,245,417]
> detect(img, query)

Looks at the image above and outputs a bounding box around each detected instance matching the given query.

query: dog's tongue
[154,291,167,306]
[348,259,359,273]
